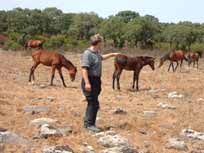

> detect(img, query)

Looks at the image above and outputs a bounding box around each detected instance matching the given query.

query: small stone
[47,96,55,102]
[197,98,204,102]
[168,92,183,98]
[39,84,46,89]
[58,107,65,113]
[80,143,95,153]
[39,124,72,138]
[143,111,157,118]
[95,131,117,138]
[148,89,165,93]
[40,124,62,138]
[116,95,124,101]
[24,106,49,113]
[158,103,176,110]
[138,129,147,135]
[43,146,74,153]
[30,118,57,126]
[58,127,72,136]
[113,108,127,115]
[101,146,137,153]
[97,131,130,149]
[181,128,204,141]
[0,131,30,145]
[166,138,188,151]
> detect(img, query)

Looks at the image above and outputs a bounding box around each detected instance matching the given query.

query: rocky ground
[0,50,204,153]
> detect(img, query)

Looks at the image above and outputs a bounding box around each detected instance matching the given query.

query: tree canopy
[0,8,204,51]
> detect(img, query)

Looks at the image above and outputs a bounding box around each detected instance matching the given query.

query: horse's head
[69,66,77,82]
[148,57,155,70]
[143,56,155,70]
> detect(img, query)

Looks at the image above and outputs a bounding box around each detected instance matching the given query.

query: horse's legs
[29,62,39,83]
[132,71,136,89]
[116,70,122,90]
[168,62,172,72]
[174,62,179,72]
[180,60,183,68]
[188,60,191,67]
[112,70,117,90]
[136,70,140,91]
[57,68,67,87]
[50,65,56,86]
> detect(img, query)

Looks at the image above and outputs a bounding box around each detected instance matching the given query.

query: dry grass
[0,50,204,153]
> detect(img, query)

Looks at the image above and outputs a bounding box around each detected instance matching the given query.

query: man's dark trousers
[82,76,101,127]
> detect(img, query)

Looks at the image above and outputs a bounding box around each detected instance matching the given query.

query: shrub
[4,40,22,51]
[191,43,204,52]
[43,35,65,49]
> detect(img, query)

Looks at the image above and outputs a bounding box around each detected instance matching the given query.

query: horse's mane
[61,55,75,69]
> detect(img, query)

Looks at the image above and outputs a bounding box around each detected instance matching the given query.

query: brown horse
[29,50,77,87]
[186,51,203,69]
[0,35,8,45]
[158,50,188,72]
[113,54,155,91]
[25,40,44,50]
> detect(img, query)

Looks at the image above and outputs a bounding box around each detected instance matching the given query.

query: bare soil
[0,50,204,153]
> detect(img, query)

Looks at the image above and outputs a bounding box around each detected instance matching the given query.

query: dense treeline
[0,7,204,51]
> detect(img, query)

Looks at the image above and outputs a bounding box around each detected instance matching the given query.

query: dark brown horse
[29,50,77,87]
[25,40,44,50]
[113,54,155,91]
[158,50,188,72]
[186,51,203,69]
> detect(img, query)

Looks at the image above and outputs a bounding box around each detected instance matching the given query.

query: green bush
[7,32,21,42]
[154,42,170,50]
[191,43,204,52]
[43,35,65,49]
[4,40,22,51]
[31,35,48,42]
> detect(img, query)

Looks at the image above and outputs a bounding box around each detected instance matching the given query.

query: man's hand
[85,83,92,92]
[112,53,120,56]
[102,53,121,60]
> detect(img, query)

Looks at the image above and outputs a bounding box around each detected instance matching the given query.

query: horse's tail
[184,55,189,62]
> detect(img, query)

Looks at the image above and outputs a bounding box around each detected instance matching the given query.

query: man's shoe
[85,126,101,133]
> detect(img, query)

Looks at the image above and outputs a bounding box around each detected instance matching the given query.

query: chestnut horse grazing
[113,54,155,91]
[29,50,77,87]
[187,51,203,69]
[25,40,44,50]
[158,50,188,72]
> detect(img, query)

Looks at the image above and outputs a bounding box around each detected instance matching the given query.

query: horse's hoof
[28,81,35,85]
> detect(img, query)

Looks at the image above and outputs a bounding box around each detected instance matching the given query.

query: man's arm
[102,53,120,60]
[82,67,91,92]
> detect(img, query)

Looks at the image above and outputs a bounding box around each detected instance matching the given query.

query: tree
[100,16,126,48]
[116,10,139,23]
[0,11,8,33]
[68,12,102,40]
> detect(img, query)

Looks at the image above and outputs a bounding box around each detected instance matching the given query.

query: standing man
[81,34,119,133]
